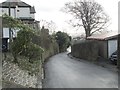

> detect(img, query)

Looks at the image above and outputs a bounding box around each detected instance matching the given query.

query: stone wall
[2,60,40,88]
[71,40,99,61]
[42,42,59,61]
[2,27,59,88]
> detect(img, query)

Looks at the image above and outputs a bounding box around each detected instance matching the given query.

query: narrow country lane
[43,52,118,88]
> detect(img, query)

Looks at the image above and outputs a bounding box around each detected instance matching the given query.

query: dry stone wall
[2,60,41,88]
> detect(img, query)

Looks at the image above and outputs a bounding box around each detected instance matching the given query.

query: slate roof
[87,31,118,40]
[0,0,36,13]
[0,0,31,8]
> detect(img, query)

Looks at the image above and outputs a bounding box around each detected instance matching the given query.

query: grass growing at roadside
[17,56,41,76]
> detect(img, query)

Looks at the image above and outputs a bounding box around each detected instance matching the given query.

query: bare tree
[62,0,110,38]
[40,20,57,34]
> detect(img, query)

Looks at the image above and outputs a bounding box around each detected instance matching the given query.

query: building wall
[97,40,108,59]
[34,22,40,30]
[0,2,39,51]
[108,39,117,57]
[17,7,30,18]
[97,39,117,59]
[3,28,19,38]
[30,13,35,19]
[3,28,9,38]
[0,7,34,19]
[71,39,117,60]
[0,8,16,18]
[1,6,36,38]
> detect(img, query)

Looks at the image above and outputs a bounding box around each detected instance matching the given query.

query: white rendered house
[0,0,40,51]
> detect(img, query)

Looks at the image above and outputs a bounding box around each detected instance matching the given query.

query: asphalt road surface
[43,52,118,88]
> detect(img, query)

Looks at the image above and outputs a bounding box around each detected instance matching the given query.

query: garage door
[108,40,117,57]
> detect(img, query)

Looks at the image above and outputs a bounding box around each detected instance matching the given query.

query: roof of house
[87,31,118,40]
[0,0,31,8]
[30,6,36,13]
[0,0,36,13]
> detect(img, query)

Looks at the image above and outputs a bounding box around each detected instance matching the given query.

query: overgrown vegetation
[2,14,62,75]
[2,14,71,75]
[34,26,59,60]
[11,30,44,63]
[54,31,71,52]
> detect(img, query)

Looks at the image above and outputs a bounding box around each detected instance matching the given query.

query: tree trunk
[85,30,91,39]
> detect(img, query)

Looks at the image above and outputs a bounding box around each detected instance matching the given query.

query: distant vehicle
[109,51,117,65]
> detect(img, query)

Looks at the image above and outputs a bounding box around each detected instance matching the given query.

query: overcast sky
[0,0,119,36]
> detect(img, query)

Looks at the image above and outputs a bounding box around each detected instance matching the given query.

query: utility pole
[8,1,12,51]
[0,9,2,90]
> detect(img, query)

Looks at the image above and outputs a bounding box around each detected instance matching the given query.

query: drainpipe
[8,2,12,51]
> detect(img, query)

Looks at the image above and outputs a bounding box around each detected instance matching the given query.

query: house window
[17,10,19,12]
